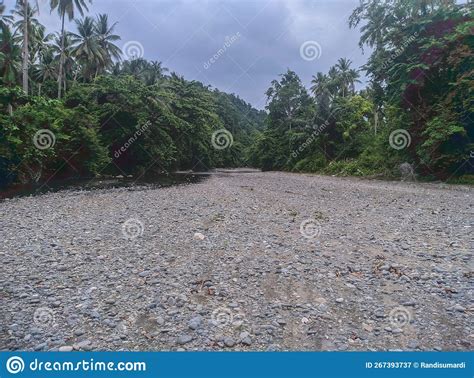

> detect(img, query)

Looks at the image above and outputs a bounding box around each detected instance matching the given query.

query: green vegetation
[0,1,265,188]
[251,1,473,181]
[0,0,472,190]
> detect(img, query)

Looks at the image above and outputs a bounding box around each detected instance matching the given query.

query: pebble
[224,337,236,347]
[177,335,193,345]
[188,316,202,330]
[0,171,470,352]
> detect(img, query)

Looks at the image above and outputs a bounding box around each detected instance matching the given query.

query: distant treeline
[1,0,473,189]
[249,1,473,183]
[0,1,266,187]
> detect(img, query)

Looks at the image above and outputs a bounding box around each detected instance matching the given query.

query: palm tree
[94,13,121,75]
[0,24,22,87]
[29,25,54,63]
[335,58,360,97]
[310,72,332,113]
[33,47,57,95]
[51,31,75,85]
[70,16,103,81]
[49,0,91,98]
[13,0,34,94]
[142,60,168,85]
[0,5,14,28]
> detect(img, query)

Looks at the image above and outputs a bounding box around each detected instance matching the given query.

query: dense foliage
[1,0,472,190]
[251,1,473,181]
[0,1,265,188]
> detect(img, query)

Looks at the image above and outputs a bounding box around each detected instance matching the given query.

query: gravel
[0,170,472,351]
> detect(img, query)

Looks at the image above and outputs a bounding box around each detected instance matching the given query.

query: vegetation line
[0,1,472,190]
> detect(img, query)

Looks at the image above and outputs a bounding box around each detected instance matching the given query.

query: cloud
[4,0,368,109]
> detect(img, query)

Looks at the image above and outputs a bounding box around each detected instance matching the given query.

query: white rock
[193,232,205,241]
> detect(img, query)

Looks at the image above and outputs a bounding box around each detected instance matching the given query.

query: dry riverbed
[0,171,472,351]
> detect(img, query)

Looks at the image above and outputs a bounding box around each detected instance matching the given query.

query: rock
[336,298,344,303]
[453,304,466,312]
[399,163,416,181]
[224,337,235,347]
[58,346,73,352]
[177,335,193,345]
[193,233,205,241]
[188,316,202,330]
[156,316,165,326]
[239,331,252,346]
[73,340,91,350]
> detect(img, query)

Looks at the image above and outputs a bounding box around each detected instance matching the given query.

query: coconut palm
[49,0,91,98]
[30,25,54,63]
[70,16,104,81]
[94,13,121,75]
[33,47,57,95]
[13,0,35,93]
[310,72,332,113]
[335,58,361,97]
[0,24,21,86]
[51,31,75,84]
[0,4,14,28]
[142,60,168,85]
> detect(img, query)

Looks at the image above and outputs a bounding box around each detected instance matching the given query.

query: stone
[193,233,205,241]
[399,163,416,181]
[188,316,202,330]
[177,335,193,345]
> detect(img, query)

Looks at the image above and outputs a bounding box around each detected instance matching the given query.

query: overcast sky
[4,0,370,109]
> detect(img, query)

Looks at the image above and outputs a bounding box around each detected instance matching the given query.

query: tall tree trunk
[57,14,65,99]
[22,0,29,94]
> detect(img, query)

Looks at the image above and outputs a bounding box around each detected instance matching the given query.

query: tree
[94,14,121,75]
[0,24,21,87]
[13,0,34,94]
[49,0,91,98]
[70,16,103,81]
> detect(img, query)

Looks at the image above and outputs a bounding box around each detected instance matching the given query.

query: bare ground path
[1,171,472,351]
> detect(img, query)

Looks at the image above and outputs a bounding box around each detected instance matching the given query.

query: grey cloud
[4,0,369,108]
